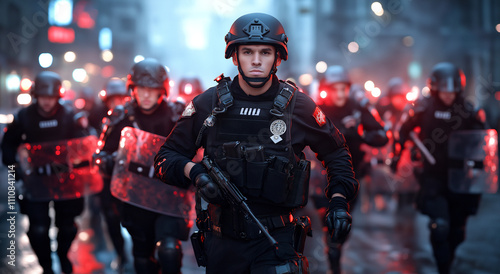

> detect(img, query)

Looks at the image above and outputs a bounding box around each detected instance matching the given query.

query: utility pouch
[286,159,311,208]
[245,145,268,197]
[222,141,245,188]
[190,231,207,267]
[262,156,292,203]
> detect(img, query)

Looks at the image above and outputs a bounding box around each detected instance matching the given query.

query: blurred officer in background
[392,62,485,274]
[315,65,388,273]
[89,78,131,269]
[1,71,86,274]
[95,58,190,273]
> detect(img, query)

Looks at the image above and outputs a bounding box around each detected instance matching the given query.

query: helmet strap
[236,50,278,88]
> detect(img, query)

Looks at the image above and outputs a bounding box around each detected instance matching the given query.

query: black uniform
[155,75,358,273]
[1,103,85,274]
[100,100,190,273]
[322,99,388,175]
[396,96,484,273]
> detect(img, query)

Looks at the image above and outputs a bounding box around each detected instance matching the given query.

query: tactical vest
[202,75,310,208]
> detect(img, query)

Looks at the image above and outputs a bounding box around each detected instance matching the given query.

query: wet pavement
[1,162,500,273]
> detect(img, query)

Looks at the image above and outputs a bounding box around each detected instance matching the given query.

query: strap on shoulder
[270,80,297,117]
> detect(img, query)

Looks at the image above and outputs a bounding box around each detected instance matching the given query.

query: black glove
[326,196,352,244]
[190,164,224,205]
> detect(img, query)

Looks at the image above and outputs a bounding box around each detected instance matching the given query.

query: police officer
[317,65,388,273]
[1,71,85,274]
[95,58,189,273]
[89,77,130,266]
[393,63,484,274]
[377,77,410,128]
[154,13,358,273]
[94,78,130,130]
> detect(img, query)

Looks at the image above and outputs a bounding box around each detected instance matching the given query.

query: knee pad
[429,218,449,243]
[155,236,182,274]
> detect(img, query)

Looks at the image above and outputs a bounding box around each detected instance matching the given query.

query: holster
[293,216,312,254]
[190,231,207,267]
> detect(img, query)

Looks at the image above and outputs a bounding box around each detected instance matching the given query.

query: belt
[219,212,294,240]
[258,213,295,231]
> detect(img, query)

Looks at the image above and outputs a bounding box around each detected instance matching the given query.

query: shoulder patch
[313,106,326,127]
[182,101,196,117]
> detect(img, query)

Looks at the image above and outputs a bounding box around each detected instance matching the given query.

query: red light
[184,83,193,95]
[60,88,65,95]
[99,89,106,98]
[101,66,114,78]
[48,26,75,44]
[460,71,466,88]
[495,91,500,101]
[320,90,327,99]
[74,98,86,109]
[77,11,95,29]
[20,78,32,91]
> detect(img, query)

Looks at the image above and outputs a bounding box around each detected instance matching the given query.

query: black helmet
[225,13,288,60]
[104,78,128,100]
[127,58,169,96]
[32,71,62,98]
[387,77,409,97]
[321,66,351,86]
[427,62,465,95]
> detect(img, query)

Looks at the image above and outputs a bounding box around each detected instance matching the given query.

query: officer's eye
[262,51,271,55]
[242,50,252,55]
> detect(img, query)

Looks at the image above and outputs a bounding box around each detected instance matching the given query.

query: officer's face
[329,83,349,107]
[134,86,163,110]
[438,91,456,106]
[37,96,59,114]
[233,45,281,81]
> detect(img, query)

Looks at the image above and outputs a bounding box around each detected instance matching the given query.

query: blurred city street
[1,1,500,274]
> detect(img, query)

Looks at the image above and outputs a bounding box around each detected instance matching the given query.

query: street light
[348,42,359,53]
[315,61,328,73]
[102,50,113,62]
[64,51,76,62]
[6,74,21,92]
[39,53,53,68]
[371,2,384,16]
[364,80,375,91]
[72,68,87,82]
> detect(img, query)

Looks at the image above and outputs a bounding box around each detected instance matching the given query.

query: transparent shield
[17,136,103,201]
[448,129,498,194]
[110,127,195,218]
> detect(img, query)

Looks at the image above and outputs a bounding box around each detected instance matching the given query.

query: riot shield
[17,136,103,201]
[448,129,498,194]
[110,127,195,218]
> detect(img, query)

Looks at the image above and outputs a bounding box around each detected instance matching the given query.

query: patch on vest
[313,106,326,127]
[39,119,58,128]
[182,101,196,117]
[240,107,261,116]
[434,111,451,120]
[270,119,286,144]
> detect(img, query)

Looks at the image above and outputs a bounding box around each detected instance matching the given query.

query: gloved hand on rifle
[326,196,352,244]
[190,163,225,205]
